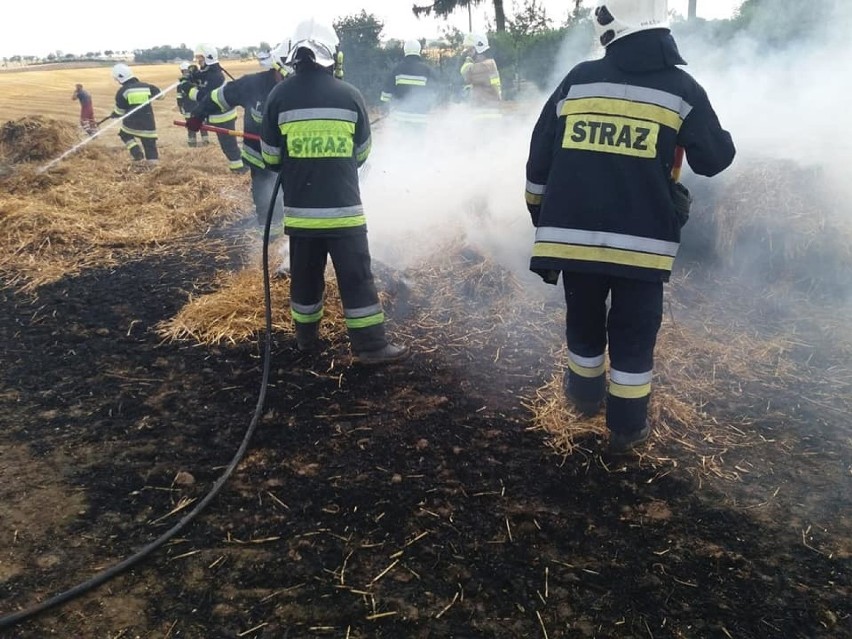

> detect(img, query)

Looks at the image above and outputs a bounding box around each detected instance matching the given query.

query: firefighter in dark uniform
[261,19,409,364]
[525,0,735,453]
[187,49,290,229]
[380,39,439,127]
[176,61,209,147]
[182,44,246,173]
[109,63,161,163]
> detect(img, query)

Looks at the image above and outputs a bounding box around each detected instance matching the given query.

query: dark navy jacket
[526,30,735,282]
[261,65,371,238]
[194,68,282,168]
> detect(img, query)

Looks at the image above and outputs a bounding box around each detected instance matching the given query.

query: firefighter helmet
[270,41,293,75]
[111,63,133,84]
[404,39,422,56]
[256,50,274,69]
[179,60,191,75]
[593,0,669,47]
[286,19,339,68]
[194,43,218,66]
[463,32,490,54]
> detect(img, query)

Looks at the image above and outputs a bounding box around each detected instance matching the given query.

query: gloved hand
[185,116,204,133]
[670,181,692,228]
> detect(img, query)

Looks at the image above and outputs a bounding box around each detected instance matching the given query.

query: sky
[0,0,743,59]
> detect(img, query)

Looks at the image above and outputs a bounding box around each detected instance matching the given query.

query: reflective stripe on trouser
[249,165,283,229]
[211,119,244,170]
[289,234,387,353]
[118,130,158,160]
[562,272,663,433]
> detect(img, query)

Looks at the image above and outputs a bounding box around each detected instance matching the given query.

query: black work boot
[607,424,651,454]
[294,323,321,353]
[354,343,410,365]
[564,373,605,417]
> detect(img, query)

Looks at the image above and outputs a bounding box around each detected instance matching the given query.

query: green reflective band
[209,109,238,124]
[568,359,605,379]
[346,312,384,329]
[280,119,355,158]
[125,88,151,105]
[533,242,675,271]
[291,308,324,324]
[609,381,652,399]
[285,215,367,230]
[212,88,231,112]
[262,151,280,165]
[120,126,157,139]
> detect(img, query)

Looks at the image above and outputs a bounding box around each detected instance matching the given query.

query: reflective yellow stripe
[292,308,323,323]
[125,88,151,105]
[280,119,355,158]
[609,381,652,399]
[285,215,366,230]
[346,313,384,329]
[209,110,238,124]
[568,359,605,379]
[533,242,675,271]
[120,126,157,139]
[561,97,683,131]
[525,192,542,205]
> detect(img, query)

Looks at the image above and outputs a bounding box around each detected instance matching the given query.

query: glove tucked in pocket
[670,180,693,228]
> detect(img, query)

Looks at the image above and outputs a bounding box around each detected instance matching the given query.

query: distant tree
[64,53,75,60]
[508,0,551,38]
[47,53,56,61]
[413,0,507,33]
[333,11,395,105]
[104,49,114,56]
[259,41,271,51]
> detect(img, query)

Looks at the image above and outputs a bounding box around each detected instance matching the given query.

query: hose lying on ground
[0,171,283,631]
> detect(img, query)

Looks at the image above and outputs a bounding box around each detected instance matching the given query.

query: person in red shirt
[72,83,97,135]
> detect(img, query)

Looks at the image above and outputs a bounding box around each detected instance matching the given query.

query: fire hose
[37,81,181,174]
[0,173,283,632]
[173,119,260,141]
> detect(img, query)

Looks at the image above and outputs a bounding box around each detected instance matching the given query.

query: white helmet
[194,43,218,66]
[179,60,191,73]
[256,50,274,69]
[270,40,293,75]
[286,18,339,67]
[111,63,133,84]
[403,39,422,56]
[593,0,669,47]
[464,32,489,54]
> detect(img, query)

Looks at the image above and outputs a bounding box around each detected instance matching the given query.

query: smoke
[362,104,544,285]
[359,0,852,306]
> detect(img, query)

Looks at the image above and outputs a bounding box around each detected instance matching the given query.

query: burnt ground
[0,220,850,639]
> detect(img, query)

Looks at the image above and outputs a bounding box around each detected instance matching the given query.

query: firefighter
[109,63,161,164]
[187,47,290,232]
[460,33,502,119]
[525,0,735,453]
[176,61,209,147]
[261,19,409,365]
[181,44,246,173]
[71,83,97,135]
[379,39,440,127]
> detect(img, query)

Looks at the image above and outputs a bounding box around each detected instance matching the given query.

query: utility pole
[688,0,697,19]
[468,1,472,31]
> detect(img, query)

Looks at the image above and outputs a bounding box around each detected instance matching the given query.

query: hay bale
[0,116,80,164]
[156,257,349,347]
[683,158,852,296]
